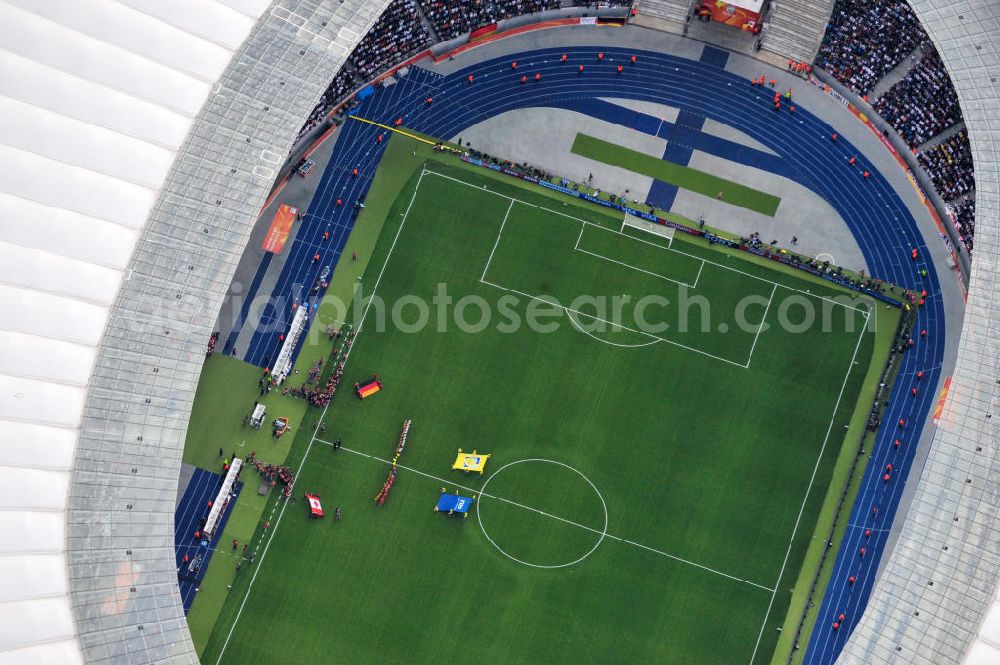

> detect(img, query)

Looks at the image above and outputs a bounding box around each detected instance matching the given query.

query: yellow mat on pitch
[452,450,491,474]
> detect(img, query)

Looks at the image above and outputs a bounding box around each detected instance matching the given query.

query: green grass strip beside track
[184,134,437,655]
[768,302,900,665]
[571,133,782,216]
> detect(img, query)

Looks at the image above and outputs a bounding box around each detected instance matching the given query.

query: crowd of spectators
[816,0,928,95]
[420,0,560,41]
[294,1,633,144]
[917,130,974,201]
[351,0,431,80]
[294,0,429,143]
[950,198,975,253]
[873,51,963,148]
[295,65,356,143]
[816,0,975,251]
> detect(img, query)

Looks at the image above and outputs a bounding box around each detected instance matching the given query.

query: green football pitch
[202,146,892,665]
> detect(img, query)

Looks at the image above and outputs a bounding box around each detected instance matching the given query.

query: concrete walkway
[456,103,867,270]
[868,45,925,100]
[220,19,964,383]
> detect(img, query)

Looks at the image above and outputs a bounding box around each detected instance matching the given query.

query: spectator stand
[948,197,975,254]
[873,50,963,148]
[272,2,633,213]
[815,0,972,255]
[420,0,562,42]
[173,467,244,613]
[816,0,929,96]
[293,0,432,145]
[917,128,974,202]
[810,67,972,280]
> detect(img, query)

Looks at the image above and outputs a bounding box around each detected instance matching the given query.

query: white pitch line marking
[214,170,427,665]
[426,169,869,314]
[743,283,778,368]
[481,198,516,283]
[319,440,773,593]
[746,308,871,665]
[481,280,748,368]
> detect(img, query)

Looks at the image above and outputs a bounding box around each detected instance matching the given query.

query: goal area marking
[622,214,675,248]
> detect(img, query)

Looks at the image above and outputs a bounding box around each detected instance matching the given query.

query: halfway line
[317,439,773,593]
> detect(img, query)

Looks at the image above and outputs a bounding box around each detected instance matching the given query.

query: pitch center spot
[477,458,609,569]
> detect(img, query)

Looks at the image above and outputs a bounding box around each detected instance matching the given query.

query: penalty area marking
[477,458,609,569]
[480,280,750,369]
[476,192,746,367]
[742,283,778,369]
[427,169,869,316]
[481,198,515,283]
[565,310,662,349]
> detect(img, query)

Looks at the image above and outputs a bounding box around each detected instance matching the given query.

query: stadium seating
[816,0,928,95]
[873,50,963,147]
[814,0,973,253]
[917,130,975,201]
[420,0,560,41]
[296,0,632,144]
[295,0,430,142]
[950,197,975,252]
[761,0,836,65]
[632,0,691,27]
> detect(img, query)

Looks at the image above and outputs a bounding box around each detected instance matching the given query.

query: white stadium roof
[0,0,995,664]
[0,1,269,661]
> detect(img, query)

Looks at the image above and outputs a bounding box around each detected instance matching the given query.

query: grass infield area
[572,133,782,217]
[201,135,898,665]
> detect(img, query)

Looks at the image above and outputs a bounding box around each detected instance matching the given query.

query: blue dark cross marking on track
[645,108,706,211]
[700,45,731,69]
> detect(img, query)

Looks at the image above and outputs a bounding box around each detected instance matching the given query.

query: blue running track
[173,467,243,614]
[232,45,946,663]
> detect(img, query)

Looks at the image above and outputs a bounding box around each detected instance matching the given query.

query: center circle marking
[476,458,609,569]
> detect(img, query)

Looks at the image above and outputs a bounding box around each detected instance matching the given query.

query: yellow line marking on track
[348,115,437,146]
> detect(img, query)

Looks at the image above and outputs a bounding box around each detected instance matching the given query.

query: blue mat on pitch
[174,467,243,614]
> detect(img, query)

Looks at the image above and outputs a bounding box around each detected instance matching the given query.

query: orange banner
[933,376,952,421]
[469,23,498,40]
[700,1,761,32]
[262,204,298,254]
